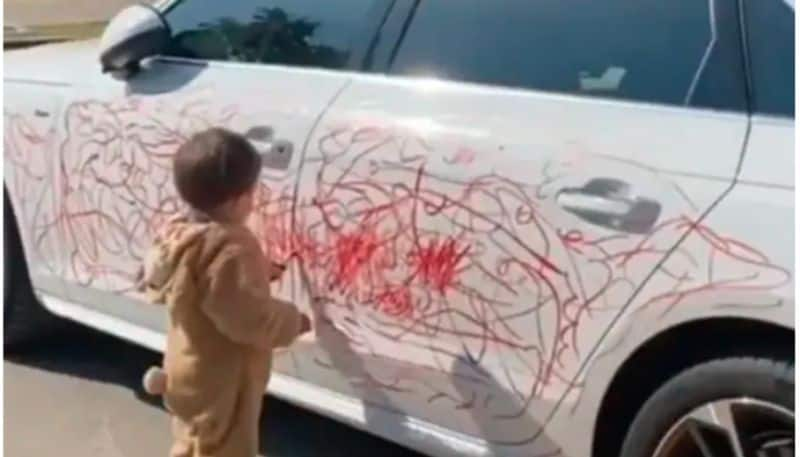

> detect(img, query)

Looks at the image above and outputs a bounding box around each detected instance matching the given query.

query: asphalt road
[4,321,423,457]
[5,0,138,27]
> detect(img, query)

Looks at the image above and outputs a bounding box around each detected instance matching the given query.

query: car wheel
[620,356,794,457]
[4,191,54,348]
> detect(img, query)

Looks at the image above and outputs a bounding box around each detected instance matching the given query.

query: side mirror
[99,4,169,79]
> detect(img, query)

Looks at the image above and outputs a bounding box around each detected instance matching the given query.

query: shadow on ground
[5,320,422,457]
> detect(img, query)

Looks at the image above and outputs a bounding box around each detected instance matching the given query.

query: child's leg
[238,378,265,456]
[208,388,262,457]
[195,377,263,457]
[169,416,196,457]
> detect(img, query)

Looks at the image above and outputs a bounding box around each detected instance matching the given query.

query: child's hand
[267,261,286,282]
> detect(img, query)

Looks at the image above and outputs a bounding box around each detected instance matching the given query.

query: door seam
[537,121,754,441]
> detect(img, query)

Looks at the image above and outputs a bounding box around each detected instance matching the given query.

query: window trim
[739,0,795,118]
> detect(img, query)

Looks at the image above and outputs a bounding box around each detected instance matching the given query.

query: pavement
[5,0,138,27]
[4,0,139,45]
[4,321,422,457]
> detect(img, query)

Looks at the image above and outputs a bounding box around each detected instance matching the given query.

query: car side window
[162,0,380,70]
[744,0,794,117]
[388,0,747,111]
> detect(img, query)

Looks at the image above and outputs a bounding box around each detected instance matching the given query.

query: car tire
[620,356,794,457]
[4,191,55,348]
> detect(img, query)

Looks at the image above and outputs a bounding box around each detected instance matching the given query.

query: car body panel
[738,116,794,187]
[5,39,100,83]
[556,179,794,457]
[2,7,794,456]
[264,71,766,456]
[553,111,795,457]
[5,43,354,379]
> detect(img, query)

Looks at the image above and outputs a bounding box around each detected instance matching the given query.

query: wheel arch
[590,315,793,457]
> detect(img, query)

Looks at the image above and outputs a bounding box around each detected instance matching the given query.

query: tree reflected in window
[165,0,376,70]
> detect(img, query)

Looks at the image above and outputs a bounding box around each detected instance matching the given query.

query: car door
[42,0,390,348]
[287,0,752,454]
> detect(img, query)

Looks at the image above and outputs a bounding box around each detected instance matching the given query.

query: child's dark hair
[173,128,262,212]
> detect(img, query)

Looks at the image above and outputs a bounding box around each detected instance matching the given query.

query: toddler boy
[139,127,310,457]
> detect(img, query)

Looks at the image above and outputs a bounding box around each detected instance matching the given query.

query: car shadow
[450,356,562,457]
[4,319,421,457]
[5,321,163,407]
[302,300,423,457]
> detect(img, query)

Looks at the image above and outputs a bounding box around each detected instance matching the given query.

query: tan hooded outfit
[141,216,305,457]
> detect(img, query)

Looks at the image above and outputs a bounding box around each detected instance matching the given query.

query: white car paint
[3,4,794,457]
[280,71,756,456]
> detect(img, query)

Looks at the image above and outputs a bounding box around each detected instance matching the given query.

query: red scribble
[4,95,790,446]
[375,286,414,318]
[333,230,380,289]
[444,146,477,165]
[559,229,585,254]
[409,237,469,293]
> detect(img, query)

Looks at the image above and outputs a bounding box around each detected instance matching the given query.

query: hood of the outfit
[141,215,210,305]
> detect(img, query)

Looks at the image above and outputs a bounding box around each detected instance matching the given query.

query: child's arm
[200,235,307,351]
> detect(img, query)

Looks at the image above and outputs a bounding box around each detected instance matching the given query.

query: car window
[744,0,794,117]
[389,0,747,111]
[162,0,380,70]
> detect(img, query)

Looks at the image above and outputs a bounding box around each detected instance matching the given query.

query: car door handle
[244,125,293,170]
[556,178,661,234]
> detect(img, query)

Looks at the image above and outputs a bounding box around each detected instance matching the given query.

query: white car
[4,1,794,456]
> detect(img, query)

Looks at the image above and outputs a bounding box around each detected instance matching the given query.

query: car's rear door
[41,0,391,353]
[287,0,753,454]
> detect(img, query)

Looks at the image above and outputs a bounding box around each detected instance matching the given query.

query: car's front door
[288,0,753,454]
[46,0,390,355]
